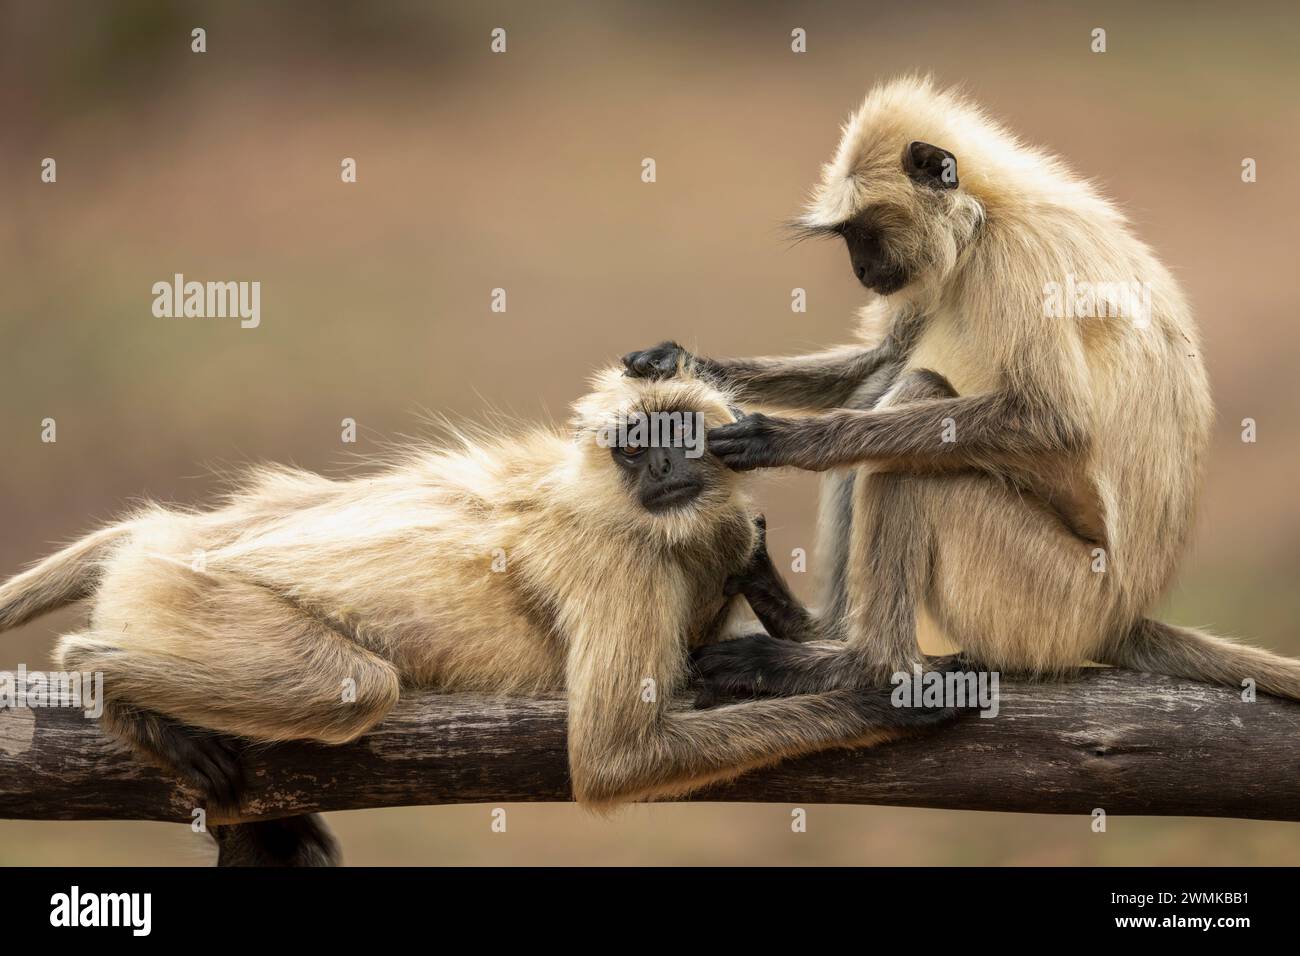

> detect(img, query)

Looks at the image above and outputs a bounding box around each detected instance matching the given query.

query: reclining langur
[0,368,953,865]
[625,76,1300,703]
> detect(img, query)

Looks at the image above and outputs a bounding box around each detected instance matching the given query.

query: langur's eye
[620,444,645,458]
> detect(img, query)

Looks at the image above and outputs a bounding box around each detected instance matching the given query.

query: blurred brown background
[1,0,1297,865]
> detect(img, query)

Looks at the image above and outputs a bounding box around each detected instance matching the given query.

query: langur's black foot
[108,703,247,811]
[212,814,341,867]
[691,638,985,706]
[691,683,720,710]
[691,632,853,699]
[842,685,960,729]
[160,726,245,811]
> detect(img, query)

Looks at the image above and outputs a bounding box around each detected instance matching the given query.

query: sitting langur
[0,367,953,865]
[625,76,1300,702]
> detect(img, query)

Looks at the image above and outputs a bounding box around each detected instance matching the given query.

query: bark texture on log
[1,669,1297,824]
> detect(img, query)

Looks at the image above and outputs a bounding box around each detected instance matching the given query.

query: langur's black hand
[691,682,720,710]
[707,412,816,471]
[621,341,691,380]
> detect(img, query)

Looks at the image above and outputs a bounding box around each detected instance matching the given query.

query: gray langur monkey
[624,76,1300,704]
[0,367,954,865]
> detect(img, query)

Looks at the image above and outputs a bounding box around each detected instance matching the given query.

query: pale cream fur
[796,78,1289,690]
[2,369,921,806]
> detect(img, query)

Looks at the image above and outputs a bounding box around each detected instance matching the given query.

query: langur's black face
[611,416,714,513]
[837,220,910,295]
[823,140,959,296]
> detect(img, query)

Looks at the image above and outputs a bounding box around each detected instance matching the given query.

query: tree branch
[1,668,1297,823]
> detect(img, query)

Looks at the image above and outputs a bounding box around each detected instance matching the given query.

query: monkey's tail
[1097,618,1300,702]
[0,523,132,632]
[210,815,341,867]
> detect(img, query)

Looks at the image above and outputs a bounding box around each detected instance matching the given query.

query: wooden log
[1,668,1297,823]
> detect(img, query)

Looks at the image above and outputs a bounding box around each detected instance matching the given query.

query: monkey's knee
[221,650,401,746]
[926,476,1111,673]
[308,662,401,745]
[890,368,958,404]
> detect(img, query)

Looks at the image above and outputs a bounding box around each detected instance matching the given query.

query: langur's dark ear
[903,141,958,190]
